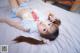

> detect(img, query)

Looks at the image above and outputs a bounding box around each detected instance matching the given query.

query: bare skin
[6,0,31,32]
[0,0,61,45]
[0,17,28,32]
[0,0,61,33]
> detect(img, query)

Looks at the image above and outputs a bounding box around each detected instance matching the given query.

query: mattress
[0,0,80,53]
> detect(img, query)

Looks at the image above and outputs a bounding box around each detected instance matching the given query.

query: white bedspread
[0,0,80,53]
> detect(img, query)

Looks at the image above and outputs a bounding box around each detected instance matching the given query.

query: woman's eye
[48,23,52,26]
[48,24,50,26]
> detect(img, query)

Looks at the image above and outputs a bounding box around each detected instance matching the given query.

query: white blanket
[0,0,80,53]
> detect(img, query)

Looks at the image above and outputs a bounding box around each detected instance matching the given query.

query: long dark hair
[13,29,59,45]
[40,29,59,41]
[13,36,45,45]
[13,19,61,45]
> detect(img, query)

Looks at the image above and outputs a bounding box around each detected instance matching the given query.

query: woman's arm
[0,18,29,32]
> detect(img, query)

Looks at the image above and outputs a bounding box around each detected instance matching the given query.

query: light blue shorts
[11,2,29,18]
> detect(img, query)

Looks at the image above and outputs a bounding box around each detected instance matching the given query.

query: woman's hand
[48,12,56,22]
[0,18,7,23]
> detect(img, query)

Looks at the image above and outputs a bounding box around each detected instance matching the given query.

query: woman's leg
[9,0,19,9]
[17,0,27,5]
[9,0,31,19]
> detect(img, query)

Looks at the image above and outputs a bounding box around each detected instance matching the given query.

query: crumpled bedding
[0,0,80,53]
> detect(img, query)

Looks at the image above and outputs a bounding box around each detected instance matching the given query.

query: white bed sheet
[0,0,80,53]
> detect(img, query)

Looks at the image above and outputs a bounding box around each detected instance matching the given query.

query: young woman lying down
[0,0,61,45]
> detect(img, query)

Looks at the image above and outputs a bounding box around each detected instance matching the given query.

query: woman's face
[37,20,57,35]
[37,12,61,35]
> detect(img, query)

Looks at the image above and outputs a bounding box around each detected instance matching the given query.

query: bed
[0,0,80,53]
